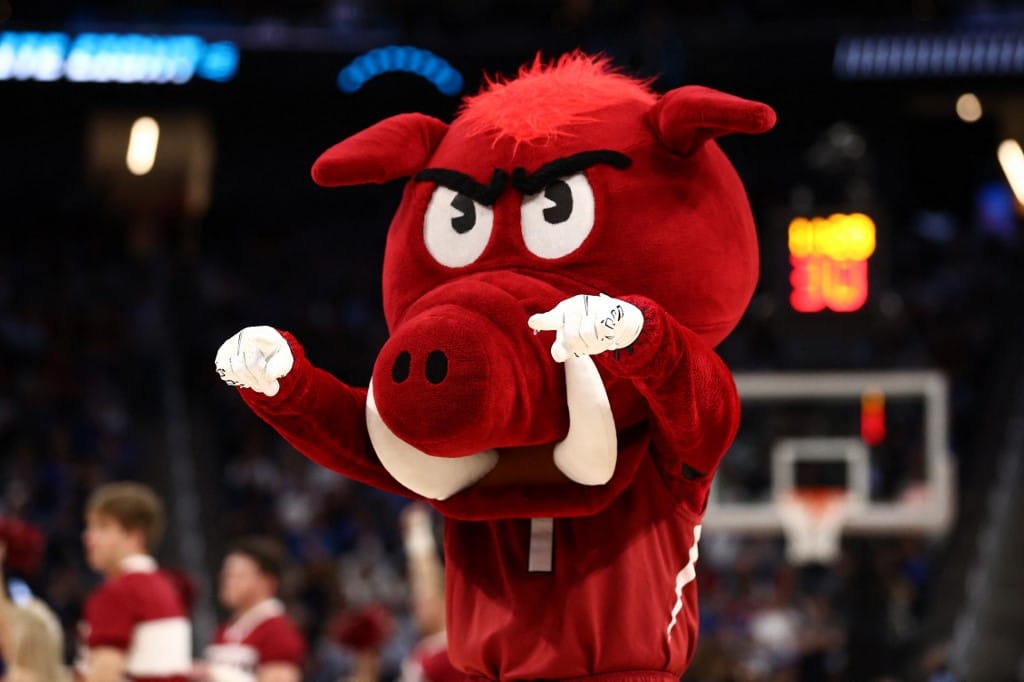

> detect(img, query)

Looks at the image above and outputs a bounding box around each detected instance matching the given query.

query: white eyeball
[520,172,596,259]
[424,186,494,267]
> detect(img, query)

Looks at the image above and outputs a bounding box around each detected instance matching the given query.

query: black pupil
[543,180,573,224]
[450,193,476,234]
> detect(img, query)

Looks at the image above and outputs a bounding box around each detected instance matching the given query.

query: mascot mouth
[366,355,617,500]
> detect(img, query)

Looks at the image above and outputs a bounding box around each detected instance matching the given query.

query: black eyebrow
[511,150,632,195]
[414,168,508,206]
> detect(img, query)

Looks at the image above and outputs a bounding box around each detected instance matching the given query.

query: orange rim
[783,486,849,517]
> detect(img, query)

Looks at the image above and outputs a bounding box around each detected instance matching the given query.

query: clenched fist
[214,326,294,397]
[528,293,643,363]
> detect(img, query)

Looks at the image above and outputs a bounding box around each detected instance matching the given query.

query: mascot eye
[424,186,495,267]
[520,172,595,259]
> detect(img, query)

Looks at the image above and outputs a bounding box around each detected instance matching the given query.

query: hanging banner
[0,31,239,84]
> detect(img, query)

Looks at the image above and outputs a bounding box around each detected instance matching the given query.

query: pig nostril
[392,351,411,383]
[425,350,448,384]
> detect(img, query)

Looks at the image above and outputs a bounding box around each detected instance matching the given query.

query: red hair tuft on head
[458,50,657,146]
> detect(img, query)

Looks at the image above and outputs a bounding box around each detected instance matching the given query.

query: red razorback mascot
[216,52,774,680]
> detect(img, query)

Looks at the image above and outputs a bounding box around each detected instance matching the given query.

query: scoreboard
[788,212,877,313]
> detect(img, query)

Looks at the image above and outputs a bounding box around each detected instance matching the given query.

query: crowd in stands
[0,207,161,665]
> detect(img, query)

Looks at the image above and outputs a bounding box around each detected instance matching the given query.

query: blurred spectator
[77,482,191,682]
[201,536,307,682]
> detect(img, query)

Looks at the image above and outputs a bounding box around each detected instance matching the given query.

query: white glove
[528,293,643,363]
[214,326,294,397]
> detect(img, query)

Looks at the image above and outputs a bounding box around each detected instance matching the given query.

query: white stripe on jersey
[666,524,701,641]
[223,598,285,643]
[528,518,554,572]
[125,617,192,676]
[205,642,259,671]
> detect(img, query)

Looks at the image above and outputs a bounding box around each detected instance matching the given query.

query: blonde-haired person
[0,540,70,682]
[77,482,192,682]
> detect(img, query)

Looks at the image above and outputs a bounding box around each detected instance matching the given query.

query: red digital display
[789,213,876,313]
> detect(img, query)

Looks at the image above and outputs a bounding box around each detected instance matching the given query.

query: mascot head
[313,53,774,519]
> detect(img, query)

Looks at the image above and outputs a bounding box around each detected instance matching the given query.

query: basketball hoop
[777,487,852,564]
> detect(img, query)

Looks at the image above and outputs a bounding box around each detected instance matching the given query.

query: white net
[777,489,854,564]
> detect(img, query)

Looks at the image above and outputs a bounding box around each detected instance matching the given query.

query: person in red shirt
[77,482,192,682]
[202,536,306,682]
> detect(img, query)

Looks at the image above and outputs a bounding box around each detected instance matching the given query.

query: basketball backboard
[703,371,955,562]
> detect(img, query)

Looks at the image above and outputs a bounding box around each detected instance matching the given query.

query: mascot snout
[370,301,551,458]
[370,274,577,460]
[366,273,627,501]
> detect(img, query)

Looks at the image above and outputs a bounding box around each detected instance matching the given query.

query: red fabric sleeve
[84,584,135,650]
[253,617,307,666]
[595,295,740,507]
[239,331,420,499]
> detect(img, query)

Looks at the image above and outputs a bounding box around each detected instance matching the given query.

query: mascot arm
[228,330,420,498]
[596,296,740,498]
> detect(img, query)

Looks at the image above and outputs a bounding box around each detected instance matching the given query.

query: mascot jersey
[218,52,775,681]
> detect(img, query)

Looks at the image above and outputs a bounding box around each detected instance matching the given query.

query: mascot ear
[312,113,449,187]
[646,86,776,157]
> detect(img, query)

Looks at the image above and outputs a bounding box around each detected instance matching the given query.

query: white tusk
[552,355,617,485]
[366,381,499,500]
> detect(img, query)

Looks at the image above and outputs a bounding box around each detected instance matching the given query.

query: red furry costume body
[217,54,774,680]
